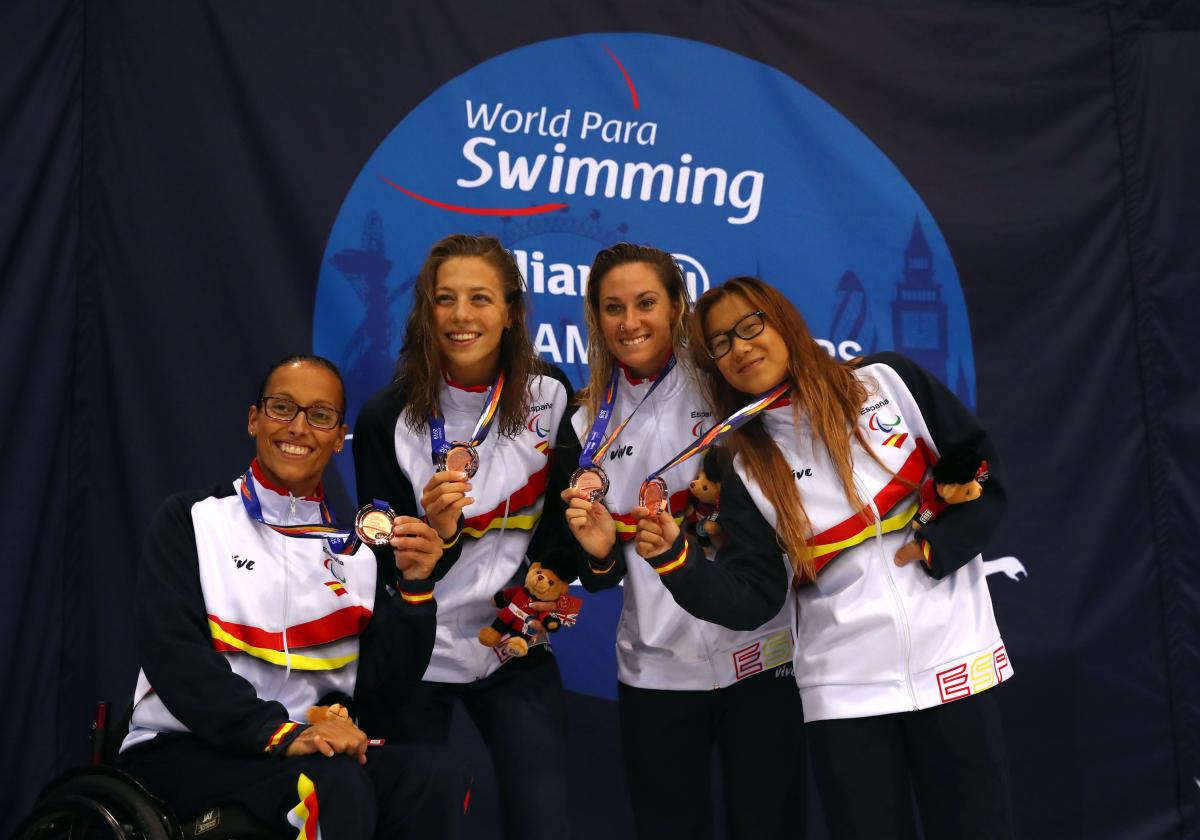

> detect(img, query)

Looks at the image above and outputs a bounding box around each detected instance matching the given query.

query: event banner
[4,1,1196,837]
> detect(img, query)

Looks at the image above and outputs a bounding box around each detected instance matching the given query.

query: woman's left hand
[389,516,443,580]
[632,507,680,560]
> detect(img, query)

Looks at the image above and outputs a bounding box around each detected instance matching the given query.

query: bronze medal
[569,466,610,503]
[354,504,396,546]
[439,443,479,478]
[639,477,669,515]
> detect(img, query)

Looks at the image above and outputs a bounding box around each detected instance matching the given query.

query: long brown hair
[691,276,876,580]
[393,234,538,438]
[578,243,692,421]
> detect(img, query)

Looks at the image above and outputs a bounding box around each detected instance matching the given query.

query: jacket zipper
[280,494,295,690]
[868,492,919,710]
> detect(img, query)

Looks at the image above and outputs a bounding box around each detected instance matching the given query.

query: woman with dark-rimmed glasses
[635,276,1015,840]
[117,353,466,838]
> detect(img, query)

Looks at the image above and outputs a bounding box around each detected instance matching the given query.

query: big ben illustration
[891,216,948,383]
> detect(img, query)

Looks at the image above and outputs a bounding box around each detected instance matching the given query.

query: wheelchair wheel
[12,793,130,839]
[13,768,178,840]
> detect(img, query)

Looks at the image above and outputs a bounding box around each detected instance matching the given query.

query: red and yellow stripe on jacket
[805,441,933,577]
[208,604,372,670]
[459,460,551,539]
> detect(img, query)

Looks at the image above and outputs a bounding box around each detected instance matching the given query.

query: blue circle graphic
[315,33,976,698]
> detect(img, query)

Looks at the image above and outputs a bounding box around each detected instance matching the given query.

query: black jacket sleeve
[862,352,1007,579]
[135,489,307,756]
[574,537,628,592]
[524,365,582,580]
[651,469,790,631]
[353,385,463,583]
[353,569,437,738]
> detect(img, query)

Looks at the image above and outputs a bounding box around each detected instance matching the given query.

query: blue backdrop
[3,1,1198,837]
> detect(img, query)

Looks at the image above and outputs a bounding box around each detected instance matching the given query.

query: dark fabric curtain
[3,1,1197,836]
[1,0,81,822]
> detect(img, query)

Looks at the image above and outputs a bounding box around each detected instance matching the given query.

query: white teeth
[278,442,311,456]
[619,335,650,346]
[448,332,480,341]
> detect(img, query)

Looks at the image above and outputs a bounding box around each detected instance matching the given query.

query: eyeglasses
[260,396,344,430]
[705,310,767,359]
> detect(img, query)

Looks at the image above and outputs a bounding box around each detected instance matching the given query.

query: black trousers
[618,663,807,840]
[806,689,1014,840]
[384,646,570,840]
[118,735,468,839]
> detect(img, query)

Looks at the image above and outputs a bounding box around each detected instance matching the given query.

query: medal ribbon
[579,355,677,470]
[239,468,356,554]
[645,380,790,482]
[429,370,506,463]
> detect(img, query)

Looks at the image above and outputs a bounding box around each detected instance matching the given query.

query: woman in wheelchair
[73,355,465,838]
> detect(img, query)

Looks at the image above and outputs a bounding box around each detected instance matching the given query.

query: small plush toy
[915,446,989,528]
[478,561,582,658]
[685,448,726,548]
[307,691,353,724]
[307,703,349,725]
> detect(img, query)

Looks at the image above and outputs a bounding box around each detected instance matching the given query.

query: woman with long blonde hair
[562,246,805,840]
[635,276,1014,840]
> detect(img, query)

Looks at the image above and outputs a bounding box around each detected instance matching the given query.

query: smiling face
[597,261,680,379]
[704,292,791,395]
[247,361,346,497]
[433,256,512,386]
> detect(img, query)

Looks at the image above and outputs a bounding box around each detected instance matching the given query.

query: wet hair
[577,243,692,421]
[932,447,983,484]
[257,354,346,412]
[691,277,881,581]
[393,234,538,438]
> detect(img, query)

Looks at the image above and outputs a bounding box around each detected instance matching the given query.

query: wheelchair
[13,701,281,840]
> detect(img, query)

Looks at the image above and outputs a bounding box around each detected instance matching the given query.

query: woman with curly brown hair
[353,234,578,840]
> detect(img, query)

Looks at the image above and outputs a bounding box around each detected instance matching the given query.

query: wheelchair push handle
[90,700,109,765]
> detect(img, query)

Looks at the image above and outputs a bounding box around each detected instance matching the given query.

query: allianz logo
[513,249,711,301]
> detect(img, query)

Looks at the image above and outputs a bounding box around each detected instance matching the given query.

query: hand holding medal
[424,370,503,537]
[353,498,443,578]
[632,492,681,560]
[386,516,443,580]
[633,380,790,560]
[560,484,618,560]
[565,357,677,559]
[421,471,474,540]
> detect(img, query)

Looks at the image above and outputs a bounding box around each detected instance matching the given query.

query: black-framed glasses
[260,395,344,430]
[706,310,767,359]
